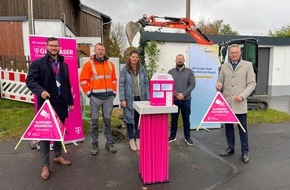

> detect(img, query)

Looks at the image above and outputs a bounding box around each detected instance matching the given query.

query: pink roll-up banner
[29,35,84,143]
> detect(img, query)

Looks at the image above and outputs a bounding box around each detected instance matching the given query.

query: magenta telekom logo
[34,47,47,55]
[75,127,82,134]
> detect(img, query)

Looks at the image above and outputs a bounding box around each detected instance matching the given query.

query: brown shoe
[41,166,50,180]
[53,156,72,166]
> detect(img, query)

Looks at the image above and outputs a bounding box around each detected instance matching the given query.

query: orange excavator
[126,14,213,46]
[125,14,268,110]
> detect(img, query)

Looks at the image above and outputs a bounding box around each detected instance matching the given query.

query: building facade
[0,0,111,58]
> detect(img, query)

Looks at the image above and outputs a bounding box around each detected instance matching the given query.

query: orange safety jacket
[80,55,117,98]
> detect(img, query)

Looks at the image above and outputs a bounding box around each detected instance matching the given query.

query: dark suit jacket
[26,53,74,119]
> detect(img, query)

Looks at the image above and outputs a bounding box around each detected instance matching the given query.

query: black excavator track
[247,97,268,110]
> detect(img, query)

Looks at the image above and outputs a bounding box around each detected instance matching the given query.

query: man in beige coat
[216,44,256,163]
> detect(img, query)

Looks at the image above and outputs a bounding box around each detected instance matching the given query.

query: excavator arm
[126,14,213,46]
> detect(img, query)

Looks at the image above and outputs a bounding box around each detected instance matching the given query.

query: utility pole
[186,0,190,19]
[62,13,66,37]
[27,0,35,34]
[28,0,36,150]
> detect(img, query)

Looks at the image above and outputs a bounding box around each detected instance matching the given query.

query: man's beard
[96,54,104,60]
[48,50,59,57]
[176,63,184,68]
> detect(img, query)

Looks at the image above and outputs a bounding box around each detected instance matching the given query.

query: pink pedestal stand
[133,101,178,184]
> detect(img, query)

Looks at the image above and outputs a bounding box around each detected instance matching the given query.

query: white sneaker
[129,139,137,151]
[135,139,140,150]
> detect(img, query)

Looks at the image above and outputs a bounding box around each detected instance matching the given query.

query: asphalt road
[1,121,290,190]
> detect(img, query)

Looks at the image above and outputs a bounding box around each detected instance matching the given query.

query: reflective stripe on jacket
[80,55,117,97]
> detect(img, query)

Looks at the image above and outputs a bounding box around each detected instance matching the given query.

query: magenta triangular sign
[202,92,239,123]
[21,99,65,141]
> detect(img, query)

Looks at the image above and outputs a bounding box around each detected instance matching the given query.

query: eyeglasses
[47,44,59,48]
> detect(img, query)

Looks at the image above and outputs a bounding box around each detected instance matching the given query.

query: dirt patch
[112,108,128,143]
[112,107,124,119]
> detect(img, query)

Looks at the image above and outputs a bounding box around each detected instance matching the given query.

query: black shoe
[168,136,177,143]
[106,144,117,153]
[242,152,249,163]
[90,143,99,155]
[220,148,235,156]
[185,137,193,146]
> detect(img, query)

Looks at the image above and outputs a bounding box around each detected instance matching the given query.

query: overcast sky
[81,0,290,36]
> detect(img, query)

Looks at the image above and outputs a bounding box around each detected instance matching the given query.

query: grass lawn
[1,98,290,140]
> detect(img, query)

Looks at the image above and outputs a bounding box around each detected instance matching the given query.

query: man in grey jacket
[216,44,256,163]
[168,54,196,145]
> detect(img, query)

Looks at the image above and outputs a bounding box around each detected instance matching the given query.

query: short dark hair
[46,37,59,44]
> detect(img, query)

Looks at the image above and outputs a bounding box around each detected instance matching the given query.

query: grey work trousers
[90,95,114,145]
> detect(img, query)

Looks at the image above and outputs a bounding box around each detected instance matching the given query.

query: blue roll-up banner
[189,44,221,129]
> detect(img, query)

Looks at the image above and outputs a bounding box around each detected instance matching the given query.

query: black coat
[26,53,74,119]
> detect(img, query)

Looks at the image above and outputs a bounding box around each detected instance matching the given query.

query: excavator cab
[218,38,258,73]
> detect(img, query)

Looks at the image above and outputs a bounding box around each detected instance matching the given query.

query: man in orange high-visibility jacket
[80,43,117,155]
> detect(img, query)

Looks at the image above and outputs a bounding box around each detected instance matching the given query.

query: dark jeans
[170,99,191,139]
[225,113,249,153]
[40,117,65,167]
[127,96,140,139]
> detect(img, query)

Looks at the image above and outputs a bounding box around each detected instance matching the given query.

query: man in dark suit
[216,44,256,163]
[26,37,74,180]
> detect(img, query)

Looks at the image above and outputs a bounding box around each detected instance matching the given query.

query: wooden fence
[0,55,31,71]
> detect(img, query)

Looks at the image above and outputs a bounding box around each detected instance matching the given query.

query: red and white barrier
[0,68,34,103]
